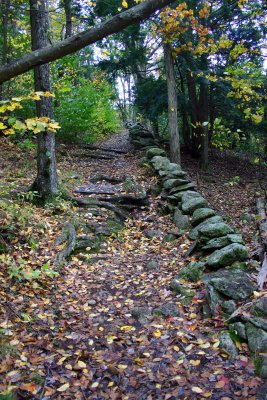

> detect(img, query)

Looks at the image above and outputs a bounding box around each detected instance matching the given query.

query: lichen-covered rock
[207,243,249,268]
[145,260,158,270]
[246,323,267,353]
[192,208,216,226]
[189,216,224,240]
[163,178,190,190]
[178,261,205,282]
[206,284,223,316]
[218,332,238,358]
[209,272,256,300]
[227,234,244,244]
[229,322,247,340]
[255,356,267,380]
[173,208,190,230]
[252,297,267,317]
[150,156,170,171]
[154,302,179,317]
[169,183,195,194]
[146,147,166,159]
[222,300,237,315]
[181,190,202,202]
[181,196,208,214]
[201,236,230,250]
[198,222,234,239]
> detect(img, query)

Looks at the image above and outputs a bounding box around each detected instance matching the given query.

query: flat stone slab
[75,183,122,195]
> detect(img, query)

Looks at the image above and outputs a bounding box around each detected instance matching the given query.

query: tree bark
[63,0,72,38]
[0,0,10,99]
[0,0,175,84]
[164,42,180,164]
[30,0,59,197]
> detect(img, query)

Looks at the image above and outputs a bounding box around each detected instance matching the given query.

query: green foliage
[211,118,246,151]
[55,76,120,143]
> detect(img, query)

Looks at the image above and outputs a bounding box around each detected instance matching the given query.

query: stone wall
[129,130,267,379]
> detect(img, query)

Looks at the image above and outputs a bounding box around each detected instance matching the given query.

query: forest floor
[0,131,266,400]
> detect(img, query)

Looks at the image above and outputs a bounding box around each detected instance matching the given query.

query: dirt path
[0,132,263,399]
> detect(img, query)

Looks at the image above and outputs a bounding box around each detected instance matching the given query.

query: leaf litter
[0,133,264,399]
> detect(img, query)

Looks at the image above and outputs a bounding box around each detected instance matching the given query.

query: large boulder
[192,208,216,226]
[181,196,208,214]
[173,208,190,230]
[189,215,224,240]
[207,243,249,269]
[209,271,256,300]
[198,222,234,239]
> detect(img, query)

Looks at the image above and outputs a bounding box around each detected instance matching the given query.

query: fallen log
[93,194,149,207]
[73,197,128,221]
[55,222,76,265]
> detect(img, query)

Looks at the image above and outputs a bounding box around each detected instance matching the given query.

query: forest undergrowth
[0,132,266,400]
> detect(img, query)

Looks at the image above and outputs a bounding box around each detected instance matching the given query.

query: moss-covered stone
[201,236,230,250]
[163,178,190,190]
[173,208,190,230]
[246,323,267,353]
[192,208,216,226]
[189,216,224,240]
[178,261,205,282]
[146,147,166,159]
[218,332,238,358]
[207,243,249,268]
[181,196,208,214]
[209,272,256,300]
[199,222,233,239]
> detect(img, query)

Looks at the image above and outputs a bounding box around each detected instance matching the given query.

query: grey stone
[201,236,230,250]
[173,208,190,230]
[252,297,267,317]
[145,260,158,270]
[210,273,256,301]
[257,383,267,399]
[218,332,238,358]
[154,302,179,317]
[178,262,205,283]
[159,169,187,178]
[163,178,190,190]
[246,323,267,353]
[146,147,166,159]
[256,356,267,380]
[222,300,237,315]
[199,223,233,239]
[242,316,267,332]
[229,322,247,340]
[192,208,216,226]
[169,183,196,194]
[207,243,249,269]
[131,307,151,322]
[206,284,223,316]
[181,196,208,215]
[227,234,244,244]
[145,229,162,239]
[151,156,170,171]
[189,216,224,240]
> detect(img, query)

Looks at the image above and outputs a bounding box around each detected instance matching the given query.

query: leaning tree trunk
[164,42,180,164]
[30,0,59,197]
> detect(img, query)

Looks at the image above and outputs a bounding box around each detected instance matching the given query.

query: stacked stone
[146,148,266,375]
[127,122,158,149]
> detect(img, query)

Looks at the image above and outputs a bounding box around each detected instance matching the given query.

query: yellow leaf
[153,329,161,338]
[190,359,201,366]
[76,360,86,369]
[122,0,128,8]
[173,346,180,352]
[108,382,114,387]
[192,386,203,394]
[118,364,128,369]
[200,342,210,349]
[120,325,135,332]
[0,122,7,129]
[91,382,99,388]
[57,383,70,392]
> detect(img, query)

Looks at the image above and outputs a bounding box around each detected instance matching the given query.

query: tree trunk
[199,81,209,170]
[164,42,180,164]
[63,0,72,38]
[0,0,10,99]
[30,0,59,197]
